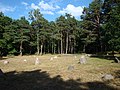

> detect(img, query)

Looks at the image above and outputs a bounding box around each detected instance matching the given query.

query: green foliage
[0,0,120,56]
[0,12,13,56]
[102,0,120,52]
[29,9,49,55]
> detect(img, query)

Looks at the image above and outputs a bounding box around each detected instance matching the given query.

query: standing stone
[35,58,40,65]
[50,57,53,60]
[68,65,74,71]
[79,55,86,64]
[4,60,9,65]
[102,74,114,81]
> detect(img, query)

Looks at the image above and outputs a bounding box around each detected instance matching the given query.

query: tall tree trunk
[73,39,76,54]
[0,51,2,59]
[112,44,114,57]
[48,41,50,53]
[54,43,56,54]
[66,32,69,54]
[69,38,72,53]
[58,41,60,54]
[71,39,75,54]
[44,43,46,54]
[61,33,63,54]
[20,41,23,56]
[37,33,39,55]
[52,42,53,54]
[96,15,102,52]
[40,43,43,56]
[83,44,86,53]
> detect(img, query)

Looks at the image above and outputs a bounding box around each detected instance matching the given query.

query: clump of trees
[0,0,120,57]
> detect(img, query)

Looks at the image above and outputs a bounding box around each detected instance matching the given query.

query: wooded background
[0,0,120,56]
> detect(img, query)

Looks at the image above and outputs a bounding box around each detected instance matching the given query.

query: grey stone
[68,66,74,71]
[79,55,86,64]
[102,74,114,81]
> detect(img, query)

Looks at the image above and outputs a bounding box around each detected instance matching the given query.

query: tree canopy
[0,0,120,57]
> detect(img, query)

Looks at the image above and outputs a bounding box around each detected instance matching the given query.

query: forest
[0,0,120,57]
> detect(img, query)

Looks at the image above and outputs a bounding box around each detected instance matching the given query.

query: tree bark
[54,43,56,54]
[37,32,40,55]
[43,43,46,54]
[73,39,76,54]
[58,41,60,54]
[96,14,102,52]
[52,42,53,54]
[20,41,23,56]
[65,32,69,54]
[40,43,43,56]
[83,44,86,53]
[61,33,63,54]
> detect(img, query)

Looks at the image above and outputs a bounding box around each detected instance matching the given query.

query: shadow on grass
[0,57,8,61]
[111,70,120,88]
[90,54,120,62]
[0,70,118,90]
[114,70,120,78]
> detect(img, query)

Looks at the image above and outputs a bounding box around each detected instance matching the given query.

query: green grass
[0,54,120,90]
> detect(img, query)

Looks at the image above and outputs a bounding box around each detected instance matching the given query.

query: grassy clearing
[0,54,120,90]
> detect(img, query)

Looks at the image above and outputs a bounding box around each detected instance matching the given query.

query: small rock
[24,59,27,62]
[50,57,53,60]
[35,58,40,65]
[74,56,77,58]
[68,66,74,71]
[54,56,58,59]
[102,74,114,81]
[4,60,9,65]
[86,54,91,57]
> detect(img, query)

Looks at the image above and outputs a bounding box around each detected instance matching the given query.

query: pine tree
[81,0,103,53]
